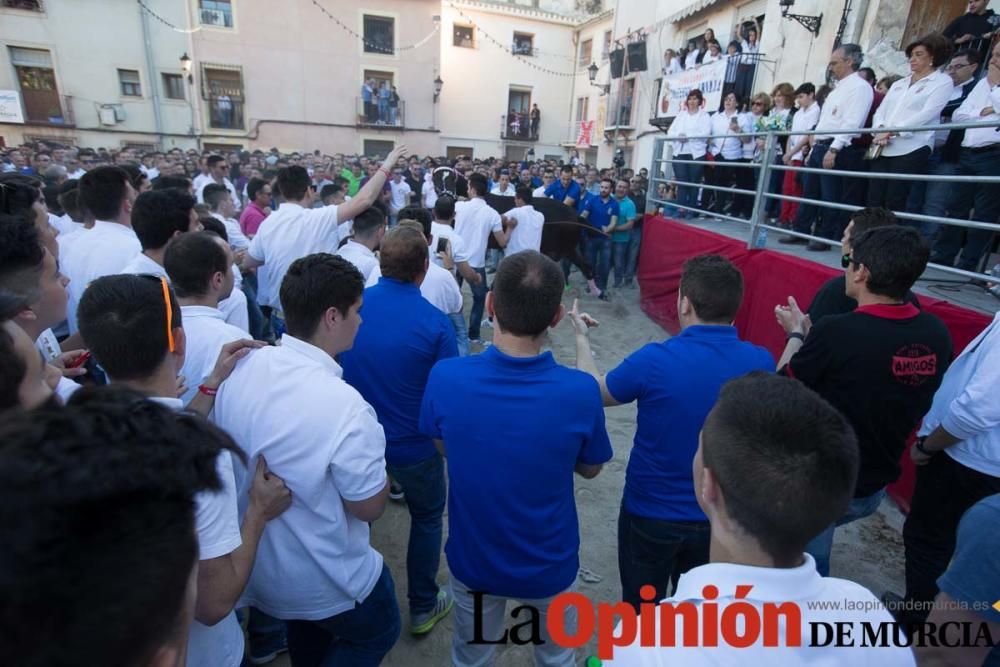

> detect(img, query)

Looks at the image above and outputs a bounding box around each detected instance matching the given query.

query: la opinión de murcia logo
[466,586,1000,661]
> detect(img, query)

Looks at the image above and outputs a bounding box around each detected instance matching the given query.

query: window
[1,0,43,10]
[10,47,63,124]
[363,15,394,54]
[199,0,232,27]
[513,32,534,55]
[201,64,244,129]
[578,38,592,67]
[454,24,475,48]
[575,96,589,123]
[162,73,184,100]
[363,139,395,159]
[602,30,612,61]
[505,88,532,139]
[118,69,141,97]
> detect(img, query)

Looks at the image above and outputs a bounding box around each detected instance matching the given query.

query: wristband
[378,167,391,178]
[914,437,936,457]
[786,331,805,342]
[198,384,218,397]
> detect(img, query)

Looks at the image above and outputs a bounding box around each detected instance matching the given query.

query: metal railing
[355,97,405,128]
[647,117,1000,282]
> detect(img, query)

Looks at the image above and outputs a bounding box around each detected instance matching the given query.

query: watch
[914,437,936,457]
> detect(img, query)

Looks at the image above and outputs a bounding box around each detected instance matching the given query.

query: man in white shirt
[500,187,544,256]
[196,155,241,212]
[213,253,401,665]
[490,170,516,196]
[336,207,385,282]
[204,182,250,251]
[76,273,288,667]
[430,197,480,287]
[604,373,913,666]
[121,189,201,277]
[388,169,412,225]
[785,44,874,250]
[779,83,821,225]
[533,169,555,198]
[455,173,506,344]
[60,166,140,334]
[243,145,406,334]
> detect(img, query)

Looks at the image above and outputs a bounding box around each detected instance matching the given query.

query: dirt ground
[269,272,906,666]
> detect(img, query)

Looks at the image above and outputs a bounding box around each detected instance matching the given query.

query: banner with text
[655,57,728,119]
[0,90,25,124]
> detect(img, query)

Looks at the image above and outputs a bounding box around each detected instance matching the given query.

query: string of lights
[310,0,440,52]
[136,0,204,34]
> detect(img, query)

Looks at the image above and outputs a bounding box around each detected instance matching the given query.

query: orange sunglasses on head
[159,276,176,353]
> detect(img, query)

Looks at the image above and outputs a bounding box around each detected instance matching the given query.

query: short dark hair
[280,254,364,339]
[151,175,192,192]
[0,213,45,302]
[0,174,43,216]
[468,173,488,197]
[0,385,235,667]
[276,166,312,201]
[848,206,897,240]
[434,195,456,221]
[319,183,342,200]
[679,255,744,323]
[198,215,228,242]
[352,206,386,239]
[515,186,533,202]
[850,226,928,299]
[687,89,705,104]
[794,82,816,96]
[164,232,229,298]
[206,154,226,168]
[247,177,269,201]
[380,226,428,283]
[905,33,954,67]
[701,373,859,562]
[130,189,196,251]
[397,206,431,235]
[951,48,983,66]
[560,164,574,174]
[492,251,564,337]
[78,274,182,382]
[79,166,130,220]
[202,183,230,211]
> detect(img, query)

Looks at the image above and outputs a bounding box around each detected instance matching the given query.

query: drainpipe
[139,3,164,147]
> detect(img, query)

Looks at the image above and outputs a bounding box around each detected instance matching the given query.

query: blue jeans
[448,311,470,357]
[906,150,958,241]
[673,155,705,214]
[240,272,267,341]
[805,488,886,577]
[618,504,711,612]
[241,608,287,664]
[458,267,488,340]
[386,454,447,615]
[611,241,629,287]
[931,147,1000,271]
[584,236,611,292]
[286,564,401,667]
[625,226,641,285]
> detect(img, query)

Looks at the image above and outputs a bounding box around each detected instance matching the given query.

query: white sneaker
[481,319,494,329]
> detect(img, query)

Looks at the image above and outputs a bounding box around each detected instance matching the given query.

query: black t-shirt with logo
[780,303,953,498]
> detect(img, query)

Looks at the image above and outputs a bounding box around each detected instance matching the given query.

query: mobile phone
[436,238,449,254]
[66,350,91,369]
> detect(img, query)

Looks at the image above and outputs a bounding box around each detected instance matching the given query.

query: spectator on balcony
[730,93,769,220]
[721,41,743,108]
[666,89,712,219]
[684,38,705,69]
[734,28,760,106]
[530,104,541,139]
[943,0,1000,66]
[216,93,234,129]
[361,79,375,124]
[780,83,821,227]
[389,86,400,125]
[663,48,682,75]
[702,40,723,65]
[377,82,390,124]
[867,34,954,216]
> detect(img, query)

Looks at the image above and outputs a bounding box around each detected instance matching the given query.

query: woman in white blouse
[702,40,723,65]
[867,33,955,213]
[663,49,682,75]
[666,89,712,218]
[707,92,751,214]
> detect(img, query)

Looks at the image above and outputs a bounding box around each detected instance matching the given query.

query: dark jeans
[732,157,755,218]
[241,272,267,341]
[673,154,704,214]
[931,146,1000,272]
[625,226,641,285]
[617,505,711,612]
[765,153,785,218]
[458,267,488,340]
[709,156,737,211]
[286,564,401,667]
[386,454,446,615]
[611,241,629,287]
[902,453,1000,625]
[866,146,930,214]
[244,608,287,662]
[906,149,959,241]
[584,235,612,292]
[793,143,866,240]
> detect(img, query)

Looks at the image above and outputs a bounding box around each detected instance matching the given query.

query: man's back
[62,221,141,333]
[454,198,500,269]
[419,347,612,598]
[341,278,457,467]
[505,205,545,255]
[214,337,387,620]
[178,305,246,405]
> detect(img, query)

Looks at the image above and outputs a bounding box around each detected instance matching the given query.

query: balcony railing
[356,97,405,127]
[200,7,233,27]
[1,0,43,10]
[208,98,244,130]
[500,114,537,142]
[512,43,537,56]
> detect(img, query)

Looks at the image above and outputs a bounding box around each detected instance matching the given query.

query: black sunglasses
[841,253,861,269]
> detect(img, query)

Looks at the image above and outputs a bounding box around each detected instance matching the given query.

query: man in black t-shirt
[808,207,921,325]
[943,0,1000,66]
[776,226,952,577]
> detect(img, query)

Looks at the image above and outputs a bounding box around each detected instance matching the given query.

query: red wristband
[198,384,218,396]
[379,167,391,178]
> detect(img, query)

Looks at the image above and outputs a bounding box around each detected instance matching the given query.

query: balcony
[499,114,537,142]
[200,7,232,27]
[512,43,537,57]
[355,97,405,128]
[1,0,43,9]
[207,98,244,130]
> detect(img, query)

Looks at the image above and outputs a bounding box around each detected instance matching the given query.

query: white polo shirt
[218,278,249,334]
[420,262,463,315]
[196,176,241,211]
[210,212,251,251]
[248,202,341,311]
[606,555,914,666]
[430,221,470,267]
[388,179,412,213]
[336,240,380,282]
[504,204,545,255]
[212,334,388,620]
[454,197,502,269]
[61,220,141,333]
[150,396,244,667]
[178,305,246,405]
[120,251,165,277]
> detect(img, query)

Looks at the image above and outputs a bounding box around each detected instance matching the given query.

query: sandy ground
[268,270,906,667]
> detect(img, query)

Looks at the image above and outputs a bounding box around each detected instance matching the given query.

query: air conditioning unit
[112,104,126,121]
[201,8,226,26]
[98,106,117,126]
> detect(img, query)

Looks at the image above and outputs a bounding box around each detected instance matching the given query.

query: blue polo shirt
[419,346,612,598]
[341,277,458,467]
[582,195,620,233]
[606,325,774,521]
[544,178,582,206]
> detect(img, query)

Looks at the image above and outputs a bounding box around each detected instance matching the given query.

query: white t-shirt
[605,555,915,666]
[504,205,545,255]
[178,305,247,405]
[389,179,412,213]
[61,221,141,333]
[196,176,241,211]
[120,251,165,277]
[422,173,438,209]
[430,221,469,267]
[420,262,463,315]
[336,240,380,282]
[532,185,548,197]
[210,212,251,251]
[454,198,502,269]
[213,335,387,620]
[248,202,341,311]
[218,267,249,334]
[788,102,822,161]
[490,183,516,196]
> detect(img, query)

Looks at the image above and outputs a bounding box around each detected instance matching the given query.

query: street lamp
[179,53,196,139]
[779,0,823,36]
[180,52,193,84]
[433,75,444,102]
[587,62,610,94]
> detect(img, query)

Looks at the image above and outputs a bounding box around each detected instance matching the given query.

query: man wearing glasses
[196,154,241,212]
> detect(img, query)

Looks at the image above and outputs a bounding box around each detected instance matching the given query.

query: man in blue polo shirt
[572,254,774,610]
[580,178,619,298]
[420,251,612,667]
[544,164,583,207]
[341,226,458,636]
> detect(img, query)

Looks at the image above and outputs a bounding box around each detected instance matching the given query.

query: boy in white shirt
[500,187,545,255]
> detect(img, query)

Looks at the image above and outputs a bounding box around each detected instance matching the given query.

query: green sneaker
[410,588,453,635]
